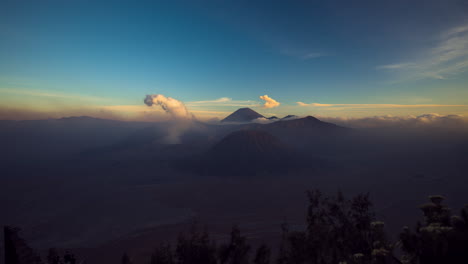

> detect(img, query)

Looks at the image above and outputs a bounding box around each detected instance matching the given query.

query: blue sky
[1,0,468,120]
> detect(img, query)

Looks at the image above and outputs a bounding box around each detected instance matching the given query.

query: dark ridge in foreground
[5,194,468,264]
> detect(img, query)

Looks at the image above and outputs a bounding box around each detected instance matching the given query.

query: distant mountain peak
[221,108,264,123]
[304,116,319,121]
[282,115,298,120]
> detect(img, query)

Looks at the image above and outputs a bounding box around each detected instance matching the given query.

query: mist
[3,0,468,262]
[2,108,468,264]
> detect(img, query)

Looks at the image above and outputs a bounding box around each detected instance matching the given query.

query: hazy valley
[1,108,468,263]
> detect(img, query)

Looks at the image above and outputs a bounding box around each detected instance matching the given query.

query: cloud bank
[319,113,468,130]
[260,95,280,108]
[297,102,467,109]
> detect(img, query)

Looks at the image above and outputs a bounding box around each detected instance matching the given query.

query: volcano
[221,108,264,123]
[210,130,288,158]
[182,130,318,177]
[240,115,350,150]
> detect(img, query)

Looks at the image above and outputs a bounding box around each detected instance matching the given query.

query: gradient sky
[1,0,468,120]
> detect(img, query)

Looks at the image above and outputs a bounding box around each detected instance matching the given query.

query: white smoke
[144,94,194,144]
[144,94,191,119]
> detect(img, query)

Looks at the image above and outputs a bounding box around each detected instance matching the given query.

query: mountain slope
[244,116,348,134]
[221,108,264,122]
[179,129,324,176]
[210,130,289,158]
[239,116,351,150]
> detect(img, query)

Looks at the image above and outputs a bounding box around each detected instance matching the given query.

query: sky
[1,0,468,121]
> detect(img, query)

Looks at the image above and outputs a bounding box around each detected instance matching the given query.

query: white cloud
[0,88,111,102]
[186,97,259,107]
[378,23,468,81]
[188,97,231,104]
[319,113,467,129]
[297,102,333,107]
[260,95,280,108]
[301,52,326,60]
[252,117,274,124]
[376,63,415,70]
[296,102,466,109]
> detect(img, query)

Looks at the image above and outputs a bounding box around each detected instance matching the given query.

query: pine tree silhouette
[400,195,468,264]
[121,252,132,264]
[253,244,270,264]
[218,226,250,264]
[4,226,42,264]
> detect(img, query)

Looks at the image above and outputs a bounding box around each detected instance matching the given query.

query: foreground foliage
[4,192,468,264]
[142,192,468,264]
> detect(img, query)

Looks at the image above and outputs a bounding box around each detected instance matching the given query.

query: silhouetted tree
[175,224,217,264]
[276,223,289,264]
[219,225,250,264]
[278,229,307,264]
[399,195,468,264]
[8,193,468,264]
[151,243,174,264]
[253,244,270,264]
[46,248,59,264]
[121,252,132,264]
[4,226,42,264]
[63,251,76,264]
[278,190,394,264]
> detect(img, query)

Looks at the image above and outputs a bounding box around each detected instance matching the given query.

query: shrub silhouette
[218,225,251,264]
[175,224,217,264]
[400,196,468,264]
[253,243,270,264]
[150,243,174,264]
[278,190,394,264]
[121,252,133,264]
[4,192,468,264]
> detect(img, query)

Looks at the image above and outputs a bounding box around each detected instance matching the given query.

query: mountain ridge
[221,108,264,123]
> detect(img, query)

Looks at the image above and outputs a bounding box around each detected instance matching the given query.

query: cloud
[297,102,333,107]
[278,46,328,60]
[376,63,415,70]
[319,113,468,130]
[144,94,191,119]
[378,23,468,81]
[301,52,326,60]
[260,95,280,108]
[0,88,111,102]
[188,97,231,104]
[251,117,279,124]
[186,97,259,107]
[296,102,467,109]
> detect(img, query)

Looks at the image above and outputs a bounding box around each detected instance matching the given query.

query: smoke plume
[144,94,194,143]
[144,94,191,119]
